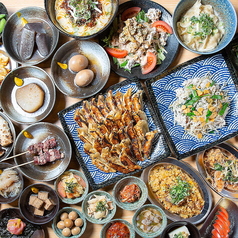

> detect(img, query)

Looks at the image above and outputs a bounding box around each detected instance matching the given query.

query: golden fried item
[74,89,158,173]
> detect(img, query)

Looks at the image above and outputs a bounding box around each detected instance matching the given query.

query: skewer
[5,160,34,171]
[1,151,29,162]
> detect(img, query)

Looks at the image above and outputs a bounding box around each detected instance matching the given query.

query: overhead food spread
[0,0,238,238]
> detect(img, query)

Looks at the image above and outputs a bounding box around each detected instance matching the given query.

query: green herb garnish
[189,13,217,40]
[65,181,78,193]
[95,200,107,212]
[169,177,191,205]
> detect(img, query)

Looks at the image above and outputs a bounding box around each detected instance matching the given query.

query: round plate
[0,112,16,161]
[54,169,89,204]
[0,66,56,124]
[0,162,23,204]
[112,176,148,211]
[13,122,72,181]
[98,0,180,80]
[196,142,238,200]
[0,208,45,237]
[19,183,60,225]
[82,191,116,224]
[100,219,135,238]
[51,40,110,98]
[2,6,59,65]
[141,157,212,224]
[52,207,87,238]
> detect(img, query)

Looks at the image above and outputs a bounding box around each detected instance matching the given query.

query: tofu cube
[37,191,49,201]
[44,198,55,211]
[34,207,44,216]
[29,195,37,206]
[31,197,44,209]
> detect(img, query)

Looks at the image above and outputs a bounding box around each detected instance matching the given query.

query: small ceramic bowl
[2,6,59,65]
[132,204,167,238]
[0,112,16,161]
[19,183,59,225]
[0,163,24,204]
[52,207,87,238]
[100,219,135,238]
[55,169,89,204]
[112,176,148,211]
[160,221,201,238]
[45,0,118,40]
[51,40,110,98]
[82,191,116,224]
[172,0,237,54]
[0,66,55,124]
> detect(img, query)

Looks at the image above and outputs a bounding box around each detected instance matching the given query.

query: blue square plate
[145,52,238,159]
[58,79,170,190]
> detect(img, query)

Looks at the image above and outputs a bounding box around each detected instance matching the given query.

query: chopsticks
[1,151,29,162]
[4,160,34,171]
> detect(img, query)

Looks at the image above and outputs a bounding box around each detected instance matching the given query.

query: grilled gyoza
[74,88,157,173]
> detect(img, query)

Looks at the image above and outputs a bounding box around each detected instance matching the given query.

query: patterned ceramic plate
[58,79,170,190]
[145,52,238,159]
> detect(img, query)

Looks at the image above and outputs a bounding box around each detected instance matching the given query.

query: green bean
[0,18,6,33]
[211,95,223,99]
[0,14,5,20]
[185,96,200,106]
[219,103,229,116]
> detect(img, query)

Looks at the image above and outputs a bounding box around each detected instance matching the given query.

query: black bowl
[0,2,8,38]
[98,0,180,80]
[160,221,201,238]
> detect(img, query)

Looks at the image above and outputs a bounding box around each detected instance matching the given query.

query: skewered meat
[33,149,64,165]
[27,138,58,154]
[27,137,64,166]
[74,88,158,173]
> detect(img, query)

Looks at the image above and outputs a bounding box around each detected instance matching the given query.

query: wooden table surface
[1,0,238,237]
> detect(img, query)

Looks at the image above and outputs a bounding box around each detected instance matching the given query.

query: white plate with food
[141,157,212,224]
[145,52,238,159]
[13,122,72,181]
[196,142,238,200]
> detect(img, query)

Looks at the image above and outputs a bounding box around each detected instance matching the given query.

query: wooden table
[1,0,238,237]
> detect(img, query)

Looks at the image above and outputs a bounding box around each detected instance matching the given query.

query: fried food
[74,88,158,173]
[0,52,10,83]
[203,147,238,192]
[0,116,13,147]
[149,164,204,218]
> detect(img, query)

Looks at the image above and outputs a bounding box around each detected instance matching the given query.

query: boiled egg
[68,54,88,72]
[74,69,94,87]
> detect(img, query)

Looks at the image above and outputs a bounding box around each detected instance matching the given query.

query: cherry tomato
[151,20,173,34]
[105,47,128,58]
[141,51,157,74]
[121,7,141,21]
